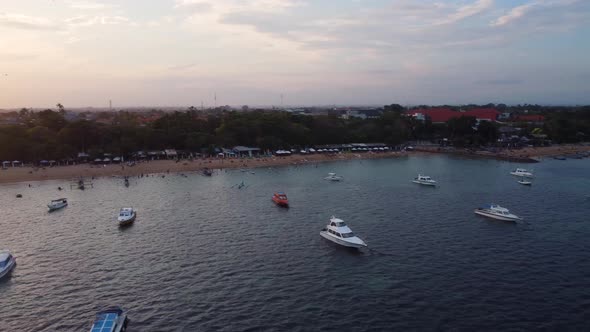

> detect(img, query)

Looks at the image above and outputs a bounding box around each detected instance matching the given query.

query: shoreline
[1,144,589,185]
[0,151,408,185]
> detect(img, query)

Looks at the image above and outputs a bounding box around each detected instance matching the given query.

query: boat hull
[272,197,289,208]
[518,181,532,186]
[118,213,136,226]
[48,203,67,212]
[412,180,436,186]
[510,172,533,177]
[320,231,366,248]
[474,209,521,222]
[0,258,16,280]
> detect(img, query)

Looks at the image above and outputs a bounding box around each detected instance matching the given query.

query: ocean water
[1,155,589,331]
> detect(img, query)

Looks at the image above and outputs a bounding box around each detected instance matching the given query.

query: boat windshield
[341,232,356,238]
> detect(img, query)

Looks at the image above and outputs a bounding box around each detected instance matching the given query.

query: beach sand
[0,151,407,185]
[1,145,588,185]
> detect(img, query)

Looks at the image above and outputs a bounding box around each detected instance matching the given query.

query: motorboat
[117,208,136,226]
[474,204,522,222]
[48,198,68,212]
[412,174,436,186]
[0,250,16,280]
[202,168,212,176]
[320,216,367,248]
[324,173,343,181]
[510,168,533,177]
[272,192,289,207]
[124,177,129,187]
[517,179,532,186]
[90,307,129,332]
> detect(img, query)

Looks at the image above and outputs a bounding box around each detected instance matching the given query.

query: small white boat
[474,204,522,222]
[320,216,367,248]
[324,173,343,181]
[117,208,136,226]
[48,198,68,212]
[0,250,16,280]
[412,174,436,186]
[517,179,532,186]
[90,307,129,332]
[510,168,533,177]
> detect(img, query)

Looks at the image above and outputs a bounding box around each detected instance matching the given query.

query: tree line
[0,104,589,162]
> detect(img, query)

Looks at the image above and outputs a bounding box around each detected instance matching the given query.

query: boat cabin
[274,193,288,200]
[119,208,134,218]
[51,198,67,204]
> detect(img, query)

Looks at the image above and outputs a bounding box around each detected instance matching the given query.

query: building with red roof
[408,107,499,123]
[512,114,545,123]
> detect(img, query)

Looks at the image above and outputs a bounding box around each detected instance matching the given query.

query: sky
[0,0,589,108]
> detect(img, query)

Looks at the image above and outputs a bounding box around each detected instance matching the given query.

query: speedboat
[474,204,522,222]
[0,250,16,280]
[90,307,129,332]
[517,179,532,186]
[510,168,533,177]
[117,208,136,226]
[272,192,289,207]
[48,198,68,212]
[324,173,343,181]
[412,174,436,186]
[320,216,367,248]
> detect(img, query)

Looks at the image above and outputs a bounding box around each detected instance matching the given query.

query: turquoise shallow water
[0,155,589,331]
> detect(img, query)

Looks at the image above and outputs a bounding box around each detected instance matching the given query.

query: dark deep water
[1,155,589,331]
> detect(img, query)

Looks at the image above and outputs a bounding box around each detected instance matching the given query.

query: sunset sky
[1,0,589,108]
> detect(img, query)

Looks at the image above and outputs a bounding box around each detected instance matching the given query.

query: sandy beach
[0,151,407,185]
[1,145,588,185]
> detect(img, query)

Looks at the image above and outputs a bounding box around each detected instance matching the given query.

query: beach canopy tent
[103,158,111,163]
[2,161,10,168]
[49,160,56,165]
[113,157,121,162]
[40,160,49,166]
[94,158,102,164]
[12,160,21,167]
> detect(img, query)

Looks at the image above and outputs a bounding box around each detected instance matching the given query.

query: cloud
[476,79,524,85]
[67,1,118,10]
[437,0,494,25]
[0,13,61,30]
[65,15,130,27]
[491,0,590,28]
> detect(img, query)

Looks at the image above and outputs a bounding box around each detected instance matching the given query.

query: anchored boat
[412,174,437,186]
[117,208,136,226]
[0,250,16,280]
[320,216,367,248]
[90,307,129,332]
[324,173,343,181]
[474,204,522,222]
[510,168,534,177]
[48,198,68,212]
[272,192,289,207]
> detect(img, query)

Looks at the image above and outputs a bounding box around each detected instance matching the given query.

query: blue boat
[0,250,16,280]
[90,307,129,332]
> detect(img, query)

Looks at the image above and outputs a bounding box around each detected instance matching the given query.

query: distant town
[0,103,588,165]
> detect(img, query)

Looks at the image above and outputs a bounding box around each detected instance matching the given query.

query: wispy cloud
[0,13,61,30]
[67,1,118,10]
[65,15,130,27]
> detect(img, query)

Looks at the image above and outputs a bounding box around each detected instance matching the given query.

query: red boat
[272,192,289,207]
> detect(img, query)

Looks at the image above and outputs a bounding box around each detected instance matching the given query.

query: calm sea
[1,155,589,331]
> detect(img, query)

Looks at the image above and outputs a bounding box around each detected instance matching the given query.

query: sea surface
[1,155,589,331]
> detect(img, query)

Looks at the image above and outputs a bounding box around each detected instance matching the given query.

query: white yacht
[324,173,343,181]
[48,198,68,212]
[510,168,533,177]
[412,174,437,186]
[117,208,136,226]
[320,216,367,248]
[0,250,16,279]
[474,204,522,222]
